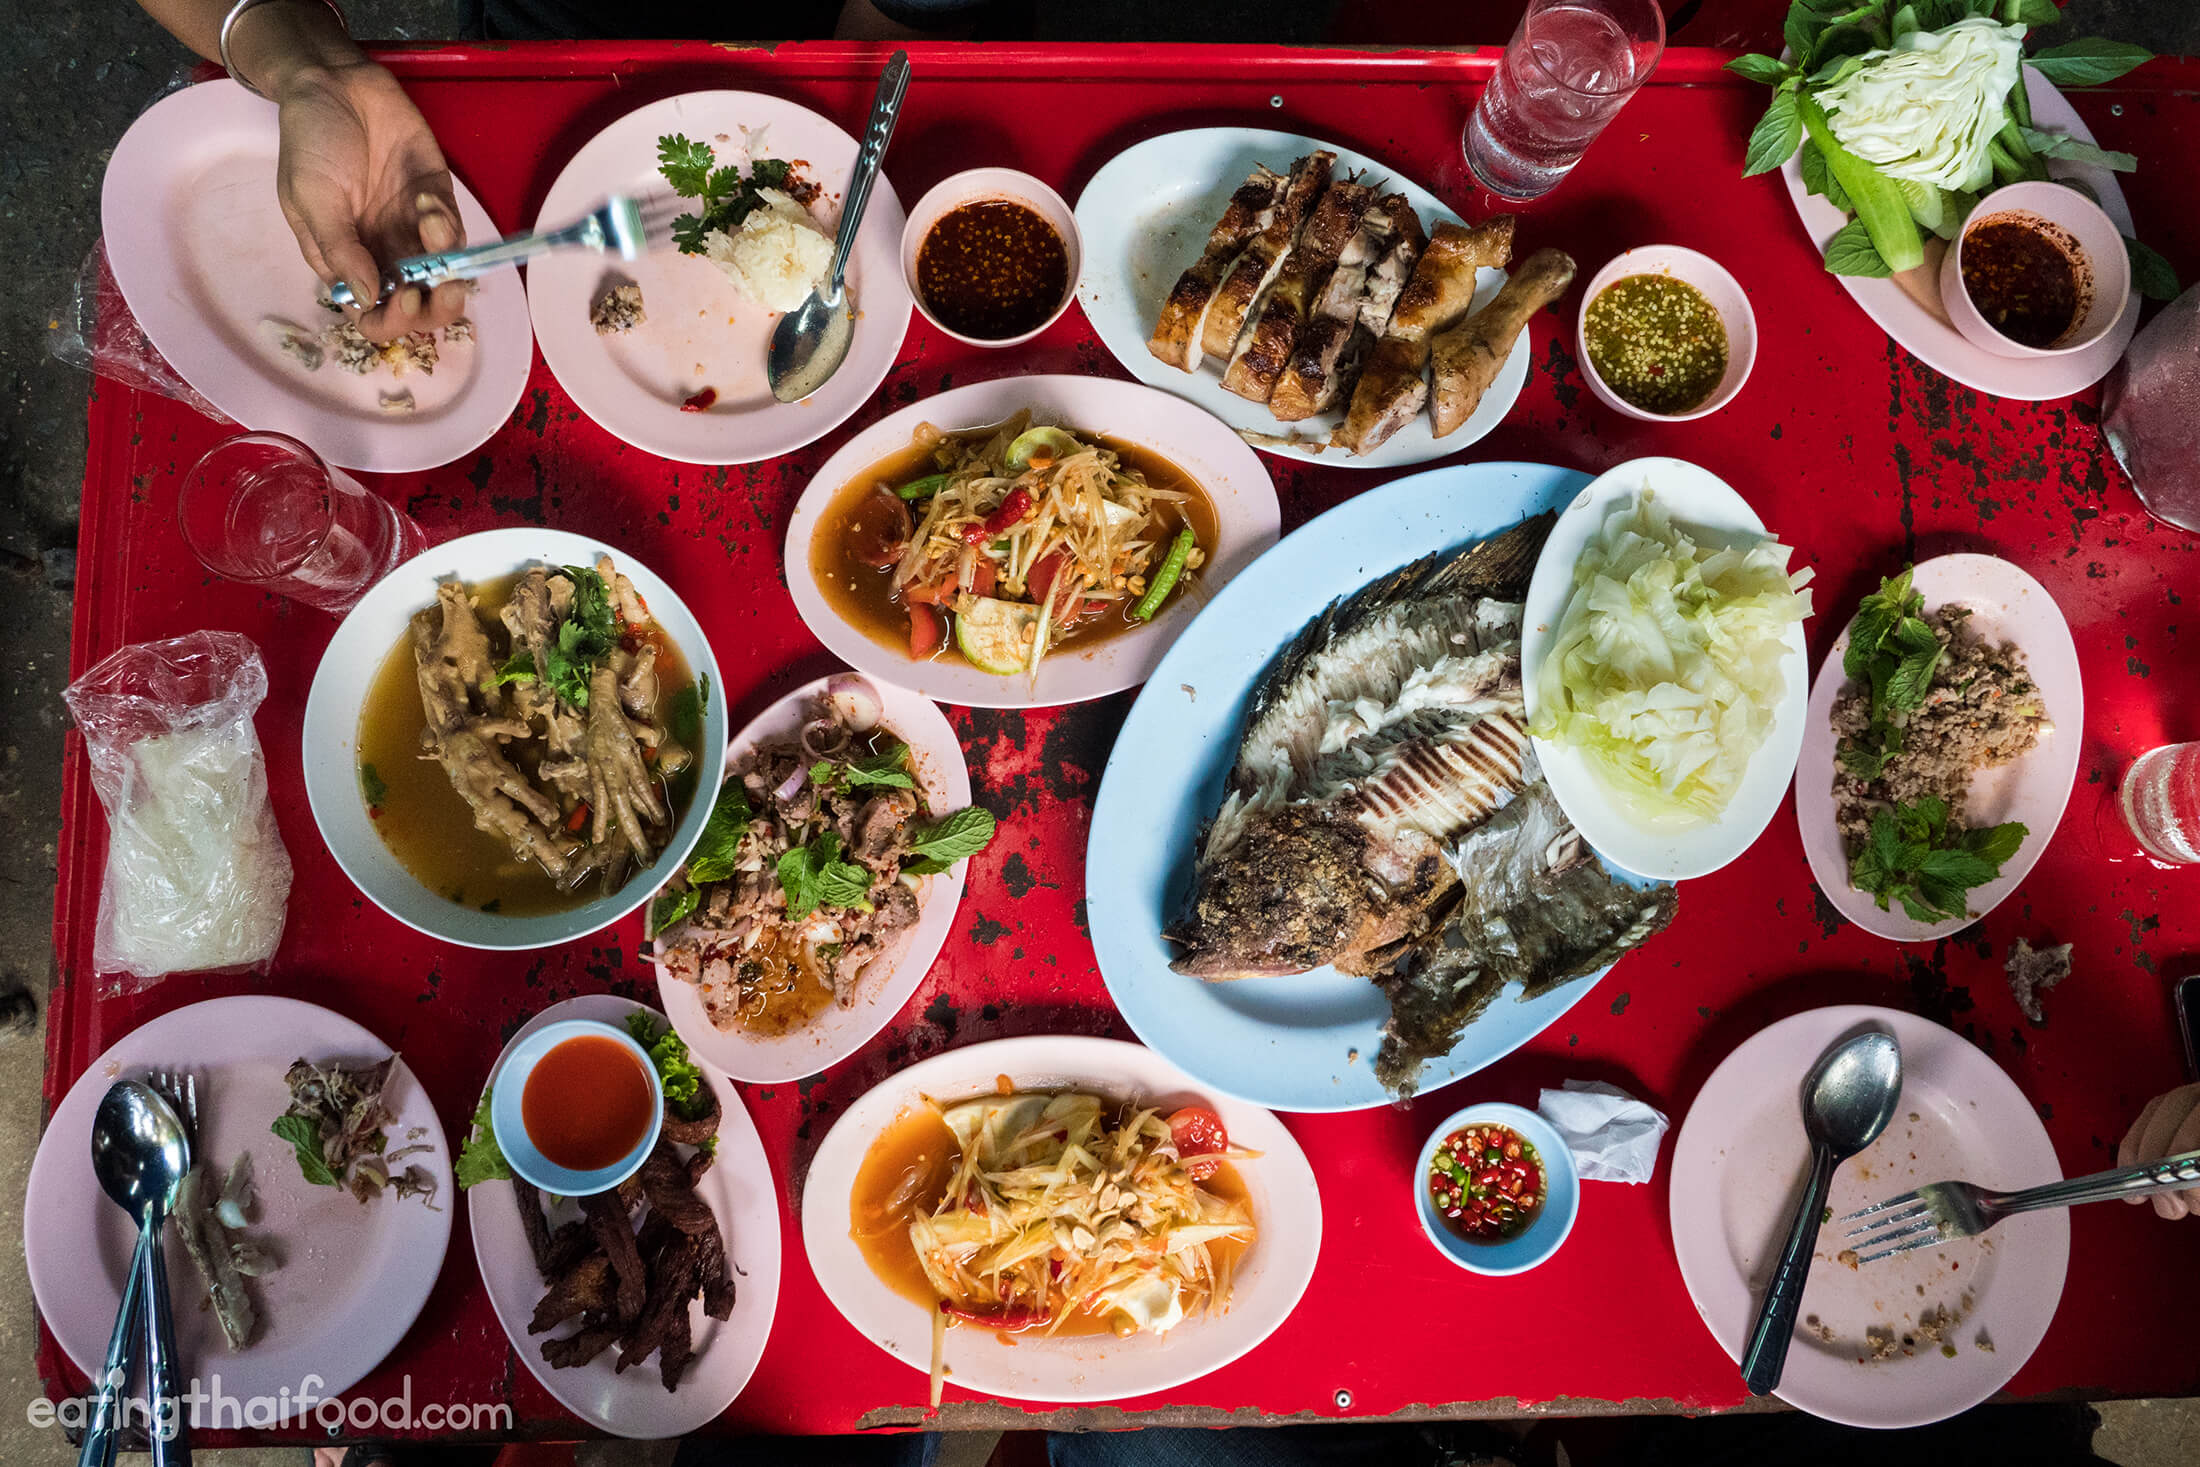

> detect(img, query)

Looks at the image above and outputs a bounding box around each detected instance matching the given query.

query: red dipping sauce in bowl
[522,1032,656,1171]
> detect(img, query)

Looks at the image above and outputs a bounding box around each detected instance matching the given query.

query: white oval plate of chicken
[649,673,973,1084]
[801,1035,1322,1405]
[1076,127,1569,469]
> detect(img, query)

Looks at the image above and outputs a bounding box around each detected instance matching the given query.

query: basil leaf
[1917,847,1999,889]
[1725,53,1796,87]
[2026,39,2154,89]
[1960,820,2028,866]
[1744,88,1805,178]
[272,1113,341,1188]
[648,886,699,938]
[2125,235,2181,302]
[1824,218,1896,277]
[778,832,873,918]
[906,807,998,867]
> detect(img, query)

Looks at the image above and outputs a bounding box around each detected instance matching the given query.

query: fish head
[1163,805,1380,981]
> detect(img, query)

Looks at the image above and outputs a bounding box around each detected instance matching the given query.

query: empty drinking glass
[2120,743,2200,866]
[1465,0,1666,200]
[2103,283,2200,534]
[178,432,424,613]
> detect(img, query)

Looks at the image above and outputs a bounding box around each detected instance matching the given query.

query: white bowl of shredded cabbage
[1521,457,1814,880]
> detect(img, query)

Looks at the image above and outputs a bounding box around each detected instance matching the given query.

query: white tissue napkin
[1537,1079,1670,1184]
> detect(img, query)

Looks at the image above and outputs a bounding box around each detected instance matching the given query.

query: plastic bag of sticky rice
[702,191,833,313]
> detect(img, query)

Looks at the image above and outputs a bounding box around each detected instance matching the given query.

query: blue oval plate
[1088,461,1649,1113]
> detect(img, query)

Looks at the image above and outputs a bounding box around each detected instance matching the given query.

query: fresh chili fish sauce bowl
[491,1018,665,1195]
[1414,1103,1579,1276]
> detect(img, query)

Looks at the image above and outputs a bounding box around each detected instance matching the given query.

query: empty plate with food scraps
[1670,1006,2068,1429]
[1521,457,1815,881]
[24,996,452,1426]
[1796,554,2083,943]
[527,90,911,465]
[1077,127,1574,468]
[647,673,987,1084]
[785,374,1279,709]
[802,1035,1322,1405]
[461,993,782,1438]
[100,79,532,473]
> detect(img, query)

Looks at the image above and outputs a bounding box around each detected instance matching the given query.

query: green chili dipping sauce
[1960,214,2087,350]
[1583,273,1729,415]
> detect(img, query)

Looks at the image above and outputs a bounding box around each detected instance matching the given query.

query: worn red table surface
[41,42,2200,1440]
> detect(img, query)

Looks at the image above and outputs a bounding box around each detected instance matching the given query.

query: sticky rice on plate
[702,191,833,312]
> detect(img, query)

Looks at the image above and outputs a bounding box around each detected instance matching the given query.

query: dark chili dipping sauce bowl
[1941,180,2130,360]
[1414,1102,1580,1276]
[901,169,1082,348]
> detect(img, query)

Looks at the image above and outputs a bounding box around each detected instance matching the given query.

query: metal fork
[326,192,669,307]
[139,1068,198,1467]
[1842,1148,2200,1262]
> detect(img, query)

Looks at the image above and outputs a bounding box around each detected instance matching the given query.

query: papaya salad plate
[801,1035,1320,1404]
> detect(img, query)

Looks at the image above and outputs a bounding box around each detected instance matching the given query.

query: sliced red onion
[773,764,809,802]
[800,715,850,761]
[825,673,883,732]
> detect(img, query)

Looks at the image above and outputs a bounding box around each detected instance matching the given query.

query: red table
[42,42,2200,1439]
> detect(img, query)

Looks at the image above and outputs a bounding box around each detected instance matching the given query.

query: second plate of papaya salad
[786,376,1280,708]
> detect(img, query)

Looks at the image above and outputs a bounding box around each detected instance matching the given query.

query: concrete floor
[4,0,2199,1463]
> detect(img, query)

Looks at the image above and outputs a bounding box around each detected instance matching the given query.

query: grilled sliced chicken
[1334,216,1516,456]
[1222,180,1375,404]
[1430,247,1579,438]
[1199,152,1336,365]
[1147,165,1286,372]
[1271,195,1425,422]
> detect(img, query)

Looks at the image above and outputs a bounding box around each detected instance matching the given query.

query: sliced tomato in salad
[1167,1105,1228,1178]
[907,604,944,659]
[1027,549,1085,624]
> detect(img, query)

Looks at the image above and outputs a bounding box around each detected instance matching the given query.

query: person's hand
[270,56,471,343]
[2116,1081,2200,1219]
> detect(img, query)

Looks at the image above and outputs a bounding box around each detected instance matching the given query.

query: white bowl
[1941,180,2131,359]
[302,528,729,950]
[901,167,1082,347]
[1413,1102,1580,1277]
[1520,456,1810,881]
[489,1018,664,1196]
[1575,245,1757,422]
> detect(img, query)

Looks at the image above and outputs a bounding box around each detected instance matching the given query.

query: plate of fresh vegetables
[1730,1,2166,399]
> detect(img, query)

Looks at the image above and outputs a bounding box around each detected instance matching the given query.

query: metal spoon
[1740,1028,1903,1397]
[81,1081,191,1467]
[767,50,911,403]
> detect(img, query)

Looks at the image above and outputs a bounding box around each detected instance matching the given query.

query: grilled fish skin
[1370,784,1680,1096]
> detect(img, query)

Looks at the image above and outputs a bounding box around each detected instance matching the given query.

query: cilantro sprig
[1850,795,2026,924]
[1837,567,1945,782]
[492,564,620,709]
[658,134,799,255]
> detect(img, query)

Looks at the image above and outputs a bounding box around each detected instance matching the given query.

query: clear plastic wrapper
[49,240,232,423]
[63,632,292,992]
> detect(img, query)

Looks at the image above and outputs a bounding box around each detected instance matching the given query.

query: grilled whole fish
[1163,512,1677,1092]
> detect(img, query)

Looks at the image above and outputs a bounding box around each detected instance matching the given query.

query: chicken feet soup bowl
[304,529,728,950]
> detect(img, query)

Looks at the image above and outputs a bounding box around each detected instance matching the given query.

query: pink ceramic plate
[466,995,782,1437]
[526,91,911,465]
[23,996,452,1427]
[1794,554,2084,943]
[1669,1006,2068,1428]
[100,80,533,473]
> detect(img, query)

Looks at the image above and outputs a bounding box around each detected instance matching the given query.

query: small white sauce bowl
[491,1018,664,1196]
[1576,245,1757,422]
[901,167,1082,349]
[1941,179,2130,360]
[1413,1101,1579,1277]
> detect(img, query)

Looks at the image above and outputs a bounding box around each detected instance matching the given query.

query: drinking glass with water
[178,432,425,612]
[1465,0,1666,200]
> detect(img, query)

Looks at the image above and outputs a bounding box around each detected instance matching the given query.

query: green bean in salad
[1131,528,1197,622]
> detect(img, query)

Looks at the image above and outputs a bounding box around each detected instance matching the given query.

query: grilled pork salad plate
[1795,554,2081,942]
[786,376,1280,708]
[648,673,980,1083]
[1078,129,1545,468]
[1521,458,1814,882]
[801,1036,1320,1405]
